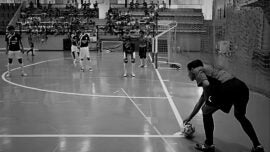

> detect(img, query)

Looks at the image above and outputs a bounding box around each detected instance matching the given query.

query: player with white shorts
[70,30,80,65]
[78,27,92,72]
[5,25,27,77]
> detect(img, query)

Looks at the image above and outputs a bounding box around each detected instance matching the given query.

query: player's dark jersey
[5,32,21,51]
[123,40,134,54]
[71,34,79,46]
[138,36,147,48]
[79,33,90,47]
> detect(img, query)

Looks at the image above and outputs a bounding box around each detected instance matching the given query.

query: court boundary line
[149,54,184,130]
[1,58,167,99]
[121,88,179,152]
[0,134,182,138]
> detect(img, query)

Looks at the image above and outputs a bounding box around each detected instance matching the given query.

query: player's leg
[123,52,128,77]
[195,104,218,152]
[139,47,143,67]
[85,47,92,71]
[31,43,35,56]
[6,51,14,77]
[79,47,86,71]
[131,52,135,77]
[142,47,147,67]
[71,45,77,65]
[16,51,27,76]
[233,80,264,152]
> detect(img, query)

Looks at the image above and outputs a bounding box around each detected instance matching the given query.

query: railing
[0,0,21,3]
[8,1,24,27]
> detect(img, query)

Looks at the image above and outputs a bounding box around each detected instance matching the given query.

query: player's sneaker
[251,145,264,152]
[80,68,85,72]
[195,143,215,152]
[139,64,144,68]
[88,67,93,72]
[6,72,11,77]
[131,73,135,77]
[21,71,27,77]
[73,60,77,66]
[123,73,128,77]
[144,64,147,68]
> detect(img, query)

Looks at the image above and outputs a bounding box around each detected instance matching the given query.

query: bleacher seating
[0,3,20,34]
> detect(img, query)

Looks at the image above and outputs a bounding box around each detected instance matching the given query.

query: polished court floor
[0,51,269,152]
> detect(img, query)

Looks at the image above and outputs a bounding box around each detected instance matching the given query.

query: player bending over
[183,59,264,152]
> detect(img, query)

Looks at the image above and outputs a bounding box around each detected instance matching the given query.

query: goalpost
[151,20,178,69]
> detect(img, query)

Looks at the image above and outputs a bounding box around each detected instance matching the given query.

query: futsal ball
[182,123,195,138]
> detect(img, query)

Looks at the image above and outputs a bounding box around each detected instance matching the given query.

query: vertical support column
[151,37,155,63]
[167,26,171,63]
[155,37,158,69]
[212,0,216,52]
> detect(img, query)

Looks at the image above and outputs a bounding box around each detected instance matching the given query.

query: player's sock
[131,63,135,77]
[123,63,127,77]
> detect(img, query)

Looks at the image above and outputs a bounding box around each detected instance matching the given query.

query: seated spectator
[143,0,147,9]
[162,1,166,9]
[150,1,155,10]
[129,0,134,9]
[83,1,87,10]
[29,1,34,9]
[135,0,139,9]
[156,1,160,9]
[48,1,52,9]
[93,1,98,10]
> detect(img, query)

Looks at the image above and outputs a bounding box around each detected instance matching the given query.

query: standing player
[70,29,80,65]
[78,27,93,72]
[5,25,27,77]
[138,30,147,68]
[26,32,34,56]
[183,59,264,152]
[123,33,135,77]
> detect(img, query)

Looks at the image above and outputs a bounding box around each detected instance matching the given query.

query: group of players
[70,26,151,77]
[121,28,151,77]
[70,27,93,72]
[4,24,151,78]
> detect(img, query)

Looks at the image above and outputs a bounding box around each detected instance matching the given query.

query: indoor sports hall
[0,0,269,152]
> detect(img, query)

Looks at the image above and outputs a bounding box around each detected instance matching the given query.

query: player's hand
[183,118,191,125]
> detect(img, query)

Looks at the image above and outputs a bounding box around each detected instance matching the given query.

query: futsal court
[0,50,269,152]
[1,0,270,151]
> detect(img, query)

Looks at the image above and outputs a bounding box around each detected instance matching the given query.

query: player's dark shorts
[124,51,135,58]
[206,78,249,114]
[139,47,147,58]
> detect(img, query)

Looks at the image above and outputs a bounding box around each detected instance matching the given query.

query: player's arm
[88,34,91,44]
[183,73,210,124]
[6,42,9,55]
[183,93,205,124]
[78,36,82,48]
[20,39,24,53]
[5,35,9,55]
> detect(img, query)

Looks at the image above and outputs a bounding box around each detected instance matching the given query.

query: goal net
[151,20,179,69]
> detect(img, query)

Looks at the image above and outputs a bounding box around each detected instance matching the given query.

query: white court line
[158,67,177,70]
[149,55,184,130]
[121,88,181,152]
[0,134,182,138]
[1,58,167,99]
